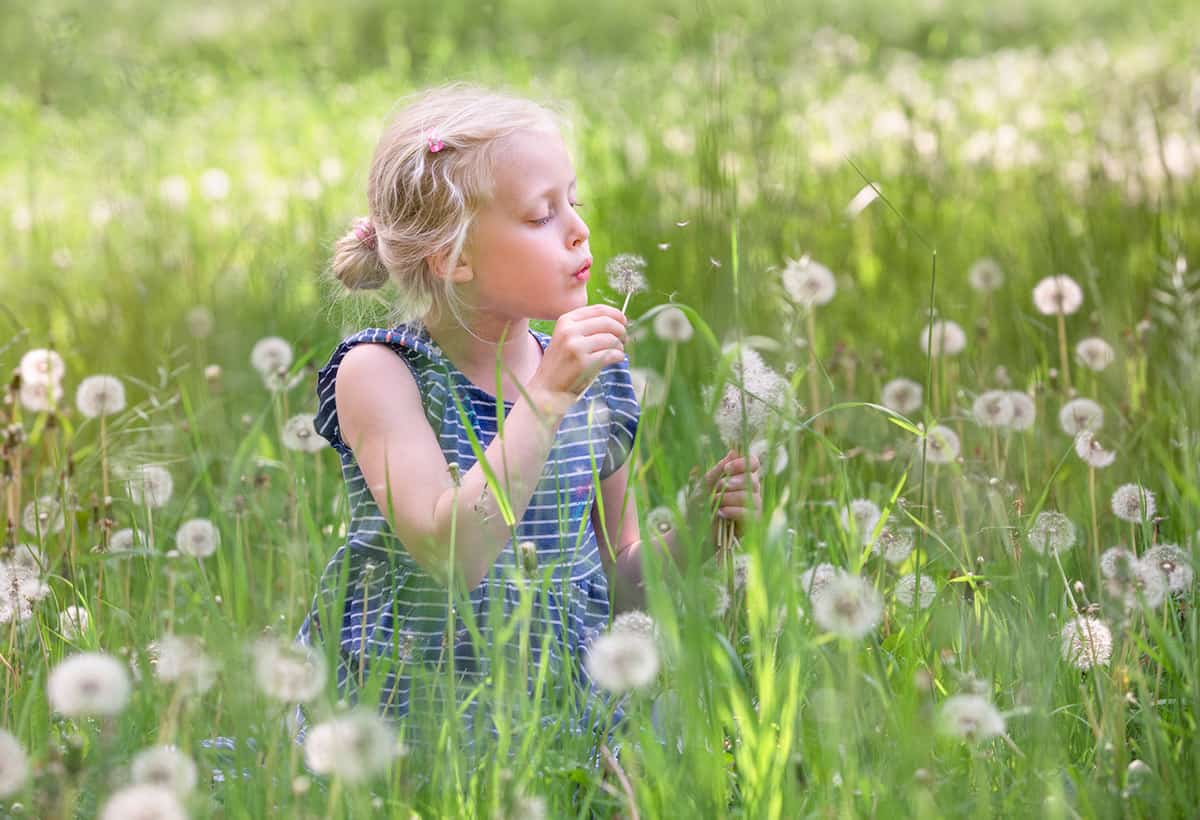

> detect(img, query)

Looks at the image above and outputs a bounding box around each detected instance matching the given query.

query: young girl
[296,82,762,758]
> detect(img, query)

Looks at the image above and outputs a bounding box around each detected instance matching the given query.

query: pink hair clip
[427,136,446,153]
[353,218,377,250]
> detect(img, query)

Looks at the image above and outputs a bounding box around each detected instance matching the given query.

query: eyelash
[533,201,584,226]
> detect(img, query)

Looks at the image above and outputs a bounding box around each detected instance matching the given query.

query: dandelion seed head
[840,499,881,546]
[1027,511,1076,555]
[629,367,667,407]
[1060,615,1113,670]
[21,495,65,537]
[1058,398,1104,436]
[895,573,937,609]
[732,553,753,592]
[18,379,64,412]
[281,413,325,453]
[874,527,916,564]
[1111,483,1155,523]
[253,638,327,703]
[605,253,649,297]
[76,375,127,418]
[1075,337,1115,372]
[922,425,960,464]
[0,728,29,799]
[919,319,966,357]
[100,783,187,820]
[611,610,657,643]
[1104,563,1167,611]
[781,255,836,307]
[972,390,1014,428]
[149,634,217,695]
[799,563,840,601]
[126,464,174,509]
[584,632,660,693]
[881,378,922,414]
[1140,544,1193,593]
[652,306,693,343]
[59,605,90,641]
[47,651,132,717]
[185,306,215,339]
[710,579,731,618]
[967,258,1005,292]
[645,506,674,538]
[1073,431,1115,468]
[174,519,219,559]
[109,528,137,553]
[130,745,198,796]
[1100,547,1138,580]
[748,438,788,476]
[1033,274,1083,316]
[937,694,1006,742]
[19,348,66,386]
[250,336,294,377]
[812,573,883,639]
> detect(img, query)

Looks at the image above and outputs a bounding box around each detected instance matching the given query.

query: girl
[297,82,762,761]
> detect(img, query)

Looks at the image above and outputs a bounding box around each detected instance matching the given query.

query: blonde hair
[329,81,570,328]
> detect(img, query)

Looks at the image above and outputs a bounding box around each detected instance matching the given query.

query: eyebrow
[527,177,577,203]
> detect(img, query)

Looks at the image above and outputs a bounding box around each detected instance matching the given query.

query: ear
[426,249,474,284]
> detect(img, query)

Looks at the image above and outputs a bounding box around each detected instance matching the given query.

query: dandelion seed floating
[1060,615,1113,670]
[605,253,649,315]
[46,651,132,717]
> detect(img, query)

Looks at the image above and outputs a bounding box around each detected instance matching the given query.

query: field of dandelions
[3,1,1200,817]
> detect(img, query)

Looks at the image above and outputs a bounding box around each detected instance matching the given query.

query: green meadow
[2,0,1199,816]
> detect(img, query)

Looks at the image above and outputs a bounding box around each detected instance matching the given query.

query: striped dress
[295,320,640,747]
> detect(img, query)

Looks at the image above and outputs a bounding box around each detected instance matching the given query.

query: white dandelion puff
[967,258,1005,293]
[1100,547,1138,579]
[109,528,138,553]
[812,574,883,639]
[150,634,217,695]
[921,425,960,464]
[1058,398,1104,436]
[58,605,90,641]
[1140,545,1193,593]
[174,518,219,559]
[1060,615,1113,670]
[781,255,836,308]
[1033,275,1084,316]
[47,651,132,717]
[19,348,66,386]
[873,527,916,564]
[100,784,187,820]
[605,254,649,306]
[22,495,65,536]
[1075,337,1115,372]
[185,305,215,339]
[800,563,841,602]
[611,611,657,643]
[919,320,966,357]
[840,499,881,546]
[75,375,127,418]
[972,390,1014,428]
[652,306,693,343]
[895,573,937,609]
[281,414,325,453]
[1111,483,1155,523]
[710,579,731,618]
[937,694,1006,742]
[584,632,660,693]
[710,352,790,447]
[250,336,294,377]
[199,168,231,201]
[1005,391,1036,431]
[303,711,400,782]
[1027,511,1076,555]
[18,379,63,412]
[158,175,191,210]
[126,464,174,509]
[253,638,327,703]
[629,367,667,408]
[881,378,922,414]
[1105,564,1167,611]
[1074,431,1115,468]
[130,745,198,796]
[748,437,788,476]
[0,729,29,799]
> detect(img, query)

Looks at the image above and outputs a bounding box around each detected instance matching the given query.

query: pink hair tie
[427,136,446,153]
[353,218,377,250]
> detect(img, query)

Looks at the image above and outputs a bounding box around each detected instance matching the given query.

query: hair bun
[332,221,389,290]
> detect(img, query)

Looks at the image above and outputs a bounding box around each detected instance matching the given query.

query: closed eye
[532,201,584,226]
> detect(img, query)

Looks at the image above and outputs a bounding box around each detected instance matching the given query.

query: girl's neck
[420,310,537,382]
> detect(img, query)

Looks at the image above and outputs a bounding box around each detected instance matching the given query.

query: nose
[568,208,589,247]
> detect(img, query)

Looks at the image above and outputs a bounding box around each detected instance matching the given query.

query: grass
[2,0,1199,817]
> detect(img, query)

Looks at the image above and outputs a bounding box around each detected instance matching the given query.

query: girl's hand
[689,448,762,539]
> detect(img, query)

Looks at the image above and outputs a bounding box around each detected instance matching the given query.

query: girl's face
[457,128,591,322]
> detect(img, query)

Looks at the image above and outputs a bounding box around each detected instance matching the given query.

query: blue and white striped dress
[295,320,640,745]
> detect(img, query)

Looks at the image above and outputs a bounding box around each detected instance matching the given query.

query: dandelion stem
[1056,312,1072,393]
[806,310,822,433]
[620,291,634,316]
[1088,465,1100,563]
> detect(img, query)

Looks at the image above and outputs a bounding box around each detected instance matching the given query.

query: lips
[573,259,592,282]
[575,259,592,276]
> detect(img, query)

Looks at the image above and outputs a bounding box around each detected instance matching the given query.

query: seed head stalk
[1056,312,1072,393]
